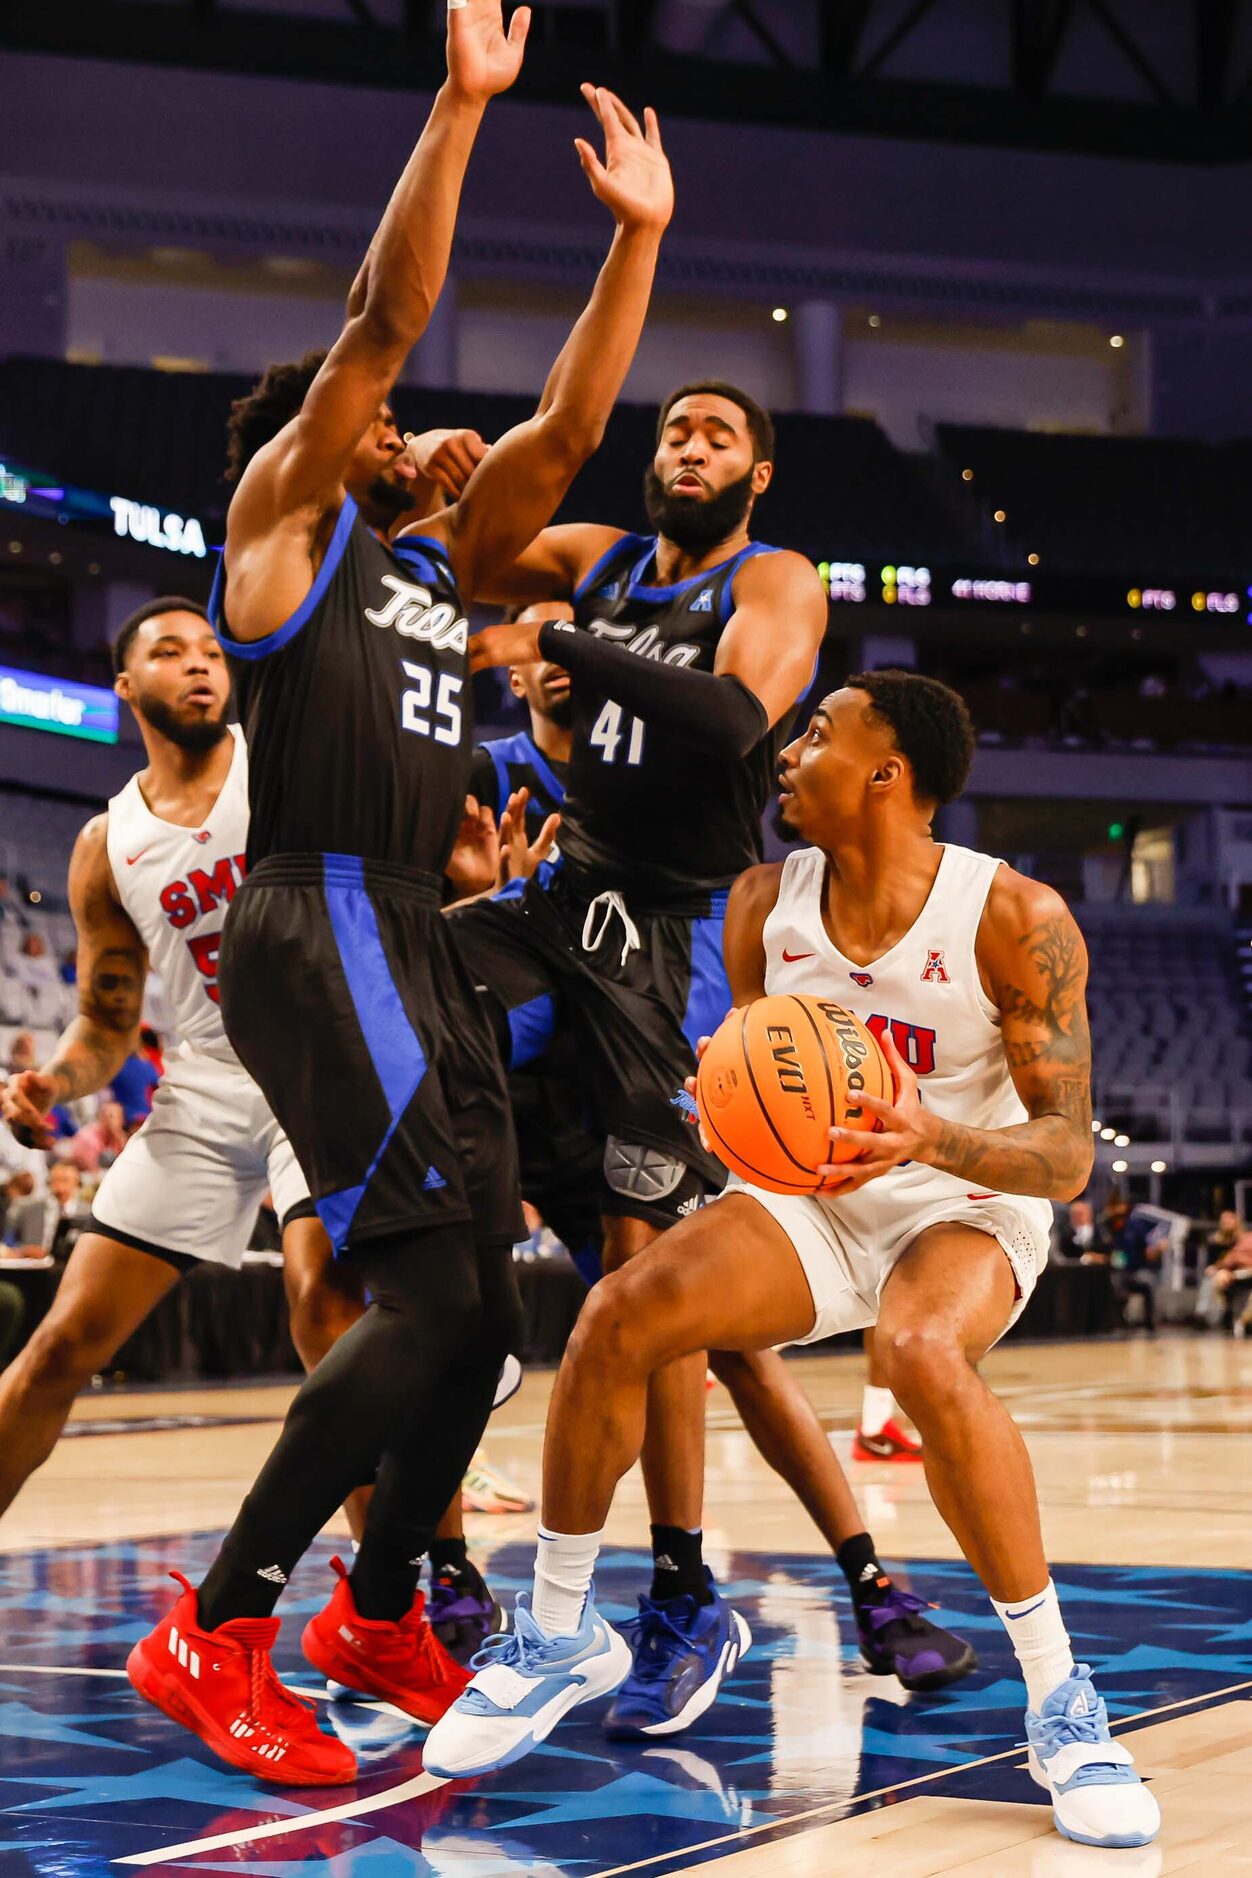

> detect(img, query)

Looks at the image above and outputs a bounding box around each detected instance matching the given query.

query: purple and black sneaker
[856,1585,977,1692]
[429,1566,504,1667]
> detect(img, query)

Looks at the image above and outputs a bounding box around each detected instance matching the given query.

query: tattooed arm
[821,872,1094,1202]
[1,815,148,1148]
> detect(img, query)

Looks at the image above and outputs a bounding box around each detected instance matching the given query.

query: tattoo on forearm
[46,946,144,1101]
[927,913,1093,1199]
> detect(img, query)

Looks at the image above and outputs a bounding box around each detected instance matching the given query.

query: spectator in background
[63,1099,128,1174]
[110,1051,160,1129]
[0,1170,35,1241]
[5,1033,35,1078]
[58,949,76,988]
[1055,1197,1110,1261]
[6,1162,86,1257]
[1194,1232,1252,1330]
[1103,1197,1166,1332]
[139,1026,164,1079]
[15,933,55,987]
[0,874,12,918]
[1205,1209,1242,1260]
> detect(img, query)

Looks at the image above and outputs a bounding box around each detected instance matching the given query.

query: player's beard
[138,693,231,754]
[544,692,573,731]
[644,464,755,551]
[364,473,417,527]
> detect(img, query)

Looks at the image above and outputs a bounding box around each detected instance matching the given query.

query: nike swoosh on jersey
[781,949,815,962]
[125,849,151,866]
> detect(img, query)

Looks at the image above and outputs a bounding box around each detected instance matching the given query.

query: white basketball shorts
[721,1166,1052,1344]
[91,1048,310,1268]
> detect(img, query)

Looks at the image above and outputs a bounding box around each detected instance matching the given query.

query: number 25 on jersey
[401,661,462,745]
[590,700,646,767]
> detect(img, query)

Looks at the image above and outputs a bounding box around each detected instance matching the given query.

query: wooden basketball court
[1,1332,1247,1875]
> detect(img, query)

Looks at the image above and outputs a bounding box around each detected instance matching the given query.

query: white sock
[532,1525,603,1637]
[860,1384,896,1437]
[992,1579,1076,1712]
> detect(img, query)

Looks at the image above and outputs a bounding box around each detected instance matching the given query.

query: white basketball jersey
[105,726,249,1061]
[762,843,1042,1213]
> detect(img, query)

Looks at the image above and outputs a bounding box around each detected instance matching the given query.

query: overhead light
[1100,1127,1116,1141]
[1109,334,1125,348]
[993,509,1007,523]
[771,306,789,323]
[28,890,41,904]
[962,468,974,482]
[1112,1159,1128,1173]
[1091,1120,1102,1133]
[1027,552,1040,566]
[868,314,882,328]
[1151,1160,1167,1173]
[7,541,20,554]
[1114,1134,1130,1147]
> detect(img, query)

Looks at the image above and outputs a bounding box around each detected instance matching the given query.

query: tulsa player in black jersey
[128,1,674,1785]
[447,384,831,1735]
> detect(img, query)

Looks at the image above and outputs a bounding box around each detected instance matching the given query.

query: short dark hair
[847,669,975,806]
[112,597,210,677]
[225,349,327,484]
[657,380,775,464]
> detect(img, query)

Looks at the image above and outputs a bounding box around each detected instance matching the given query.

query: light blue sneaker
[1025,1665,1161,1847]
[603,1574,751,1740]
[422,1587,631,1779]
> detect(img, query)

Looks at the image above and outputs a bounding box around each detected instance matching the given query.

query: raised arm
[223,0,529,642]
[1,818,148,1149]
[413,87,671,599]
[821,874,1095,1203]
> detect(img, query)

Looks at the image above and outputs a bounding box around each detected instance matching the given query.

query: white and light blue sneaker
[1026,1665,1161,1847]
[422,1587,631,1779]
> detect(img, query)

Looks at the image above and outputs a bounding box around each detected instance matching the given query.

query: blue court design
[0,1536,1247,1875]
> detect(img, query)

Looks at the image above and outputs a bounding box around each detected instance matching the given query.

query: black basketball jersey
[469,730,567,837]
[211,505,472,873]
[560,531,791,908]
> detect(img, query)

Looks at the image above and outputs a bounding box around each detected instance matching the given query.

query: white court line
[115,1770,446,1865]
[591,1678,1252,1878]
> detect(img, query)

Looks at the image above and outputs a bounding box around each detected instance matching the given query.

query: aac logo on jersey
[920,949,950,984]
[689,587,715,613]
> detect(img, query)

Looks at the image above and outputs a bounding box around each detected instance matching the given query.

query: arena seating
[1081,904,1252,1146]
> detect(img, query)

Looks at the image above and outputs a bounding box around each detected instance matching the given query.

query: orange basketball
[696,994,892,1195]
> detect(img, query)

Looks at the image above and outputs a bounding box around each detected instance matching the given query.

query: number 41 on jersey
[590,700,646,766]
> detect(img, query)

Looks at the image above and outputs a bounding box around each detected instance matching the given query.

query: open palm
[447,0,531,104]
[576,85,673,233]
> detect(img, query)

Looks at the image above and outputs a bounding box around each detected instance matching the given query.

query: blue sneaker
[603,1573,752,1741]
[1026,1665,1161,1847]
[422,1587,631,1779]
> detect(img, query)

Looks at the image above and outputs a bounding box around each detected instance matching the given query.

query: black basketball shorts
[219,853,523,1254]
[449,870,731,1230]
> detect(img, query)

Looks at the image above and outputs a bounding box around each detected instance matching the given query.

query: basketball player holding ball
[428,670,1160,1853]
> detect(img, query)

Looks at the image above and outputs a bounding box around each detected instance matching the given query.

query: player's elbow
[537,401,609,474]
[354,298,425,363]
[1056,1135,1095,1202]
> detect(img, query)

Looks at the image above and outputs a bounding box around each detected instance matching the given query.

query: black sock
[197,1556,286,1631]
[650,1524,713,1605]
[349,1546,422,1623]
[429,1536,469,1579]
[836,1531,893,1609]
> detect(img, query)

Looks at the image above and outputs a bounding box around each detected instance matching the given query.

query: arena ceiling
[12,0,1252,161]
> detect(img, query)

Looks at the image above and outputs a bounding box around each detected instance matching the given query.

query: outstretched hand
[446,0,531,106]
[497,787,560,886]
[575,85,673,233]
[468,617,546,674]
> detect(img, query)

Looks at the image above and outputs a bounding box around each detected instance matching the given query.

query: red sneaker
[127,1572,357,1786]
[302,1556,472,1724]
[852,1418,924,1462]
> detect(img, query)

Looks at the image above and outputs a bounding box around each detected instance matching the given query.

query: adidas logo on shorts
[423,1166,447,1191]
[256,1564,288,1585]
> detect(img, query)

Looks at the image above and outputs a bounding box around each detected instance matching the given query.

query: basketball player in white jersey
[427,670,1160,1853]
[0,598,346,1515]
